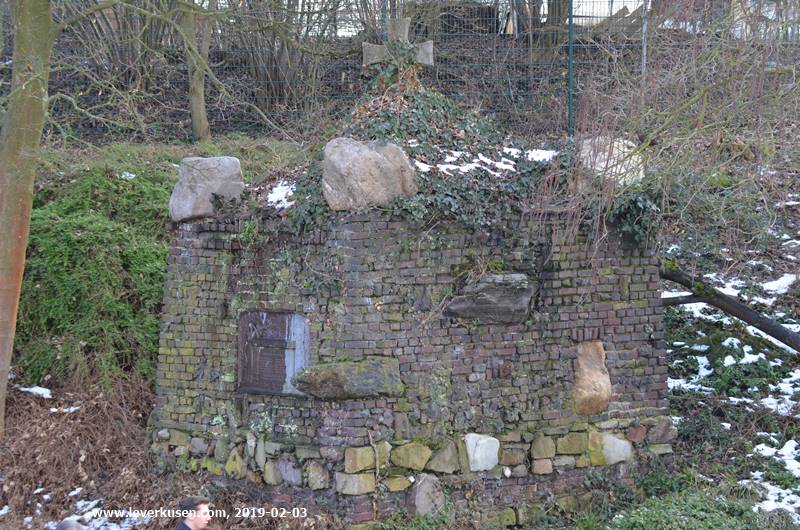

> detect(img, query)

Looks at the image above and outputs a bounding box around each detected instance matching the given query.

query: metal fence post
[642,0,650,80]
[380,0,388,42]
[567,0,575,138]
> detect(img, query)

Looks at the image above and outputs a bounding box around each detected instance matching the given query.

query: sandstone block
[335,472,376,495]
[573,341,612,416]
[391,442,432,471]
[169,156,244,222]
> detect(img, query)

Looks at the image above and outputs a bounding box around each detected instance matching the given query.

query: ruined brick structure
[151,209,672,527]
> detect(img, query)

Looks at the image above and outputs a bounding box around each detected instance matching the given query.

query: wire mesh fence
[1,0,798,142]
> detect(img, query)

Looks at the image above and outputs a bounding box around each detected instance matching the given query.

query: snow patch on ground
[38,490,153,530]
[412,144,558,178]
[762,273,797,295]
[414,160,431,173]
[704,273,746,297]
[759,369,800,417]
[722,337,741,349]
[525,149,559,163]
[675,301,733,325]
[741,472,800,524]
[16,386,52,399]
[266,180,295,209]
[662,290,692,298]
[668,355,714,393]
[680,272,796,308]
[50,406,81,414]
[746,325,798,354]
[720,368,799,417]
[722,341,766,366]
[747,260,773,271]
[46,500,150,530]
[742,441,800,523]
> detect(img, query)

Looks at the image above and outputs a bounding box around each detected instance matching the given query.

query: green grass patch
[609,488,774,530]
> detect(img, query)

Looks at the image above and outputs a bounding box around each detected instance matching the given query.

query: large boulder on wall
[321,138,417,211]
[169,156,245,222]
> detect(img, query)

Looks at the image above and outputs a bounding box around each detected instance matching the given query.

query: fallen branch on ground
[659,262,800,353]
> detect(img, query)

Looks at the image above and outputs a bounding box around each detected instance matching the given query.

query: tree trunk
[181,3,211,142]
[0,0,56,440]
[545,0,568,47]
[660,264,800,353]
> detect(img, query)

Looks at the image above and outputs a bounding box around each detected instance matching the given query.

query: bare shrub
[575,0,799,255]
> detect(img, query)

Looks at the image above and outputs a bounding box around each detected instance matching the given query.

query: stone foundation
[151,210,671,525]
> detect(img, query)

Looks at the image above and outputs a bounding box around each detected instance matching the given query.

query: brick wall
[151,210,671,526]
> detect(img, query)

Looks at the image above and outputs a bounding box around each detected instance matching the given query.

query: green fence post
[567,0,575,138]
[380,0,388,42]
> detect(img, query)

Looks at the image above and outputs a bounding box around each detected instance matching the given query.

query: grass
[608,488,778,530]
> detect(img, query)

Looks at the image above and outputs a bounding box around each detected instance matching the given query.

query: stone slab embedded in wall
[557,433,588,455]
[573,340,612,416]
[531,434,555,459]
[646,417,678,444]
[345,442,391,473]
[225,447,245,479]
[263,460,282,485]
[304,460,329,490]
[335,472,376,495]
[444,273,534,323]
[425,439,459,473]
[168,156,245,222]
[482,508,517,527]
[601,433,634,465]
[385,476,412,492]
[278,458,302,486]
[391,442,432,471]
[321,137,417,211]
[407,473,445,516]
[293,356,405,399]
[464,433,500,471]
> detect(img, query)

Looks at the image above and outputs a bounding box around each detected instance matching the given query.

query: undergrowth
[15,170,171,385]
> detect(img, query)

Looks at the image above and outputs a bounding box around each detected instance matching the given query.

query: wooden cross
[362,18,434,67]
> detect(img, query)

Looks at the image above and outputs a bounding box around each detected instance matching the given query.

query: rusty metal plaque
[237,311,291,394]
